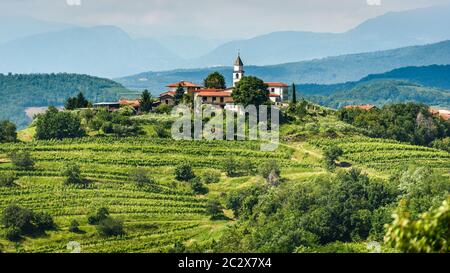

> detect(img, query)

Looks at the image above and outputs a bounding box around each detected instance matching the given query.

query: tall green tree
[204,72,226,89]
[232,76,269,107]
[0,120,17,143]
[65,92,90,110]
[174,84,185,105]
[291,83,297,104]
[35,106,86,140]
[140,90,153,113]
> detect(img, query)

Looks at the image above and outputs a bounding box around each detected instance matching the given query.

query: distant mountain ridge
[117,40,450,94]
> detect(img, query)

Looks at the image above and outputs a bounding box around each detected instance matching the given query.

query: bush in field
[323,146,343,171]
[154,104,172,114]
[63,163,87,186]
[9,150,34,170]
[35,106,85,140]
[385,198,450,253]
[190,177,208,195]
[154,123,170,138]
[130,168,155,187]
[4,227,21,242]
[258,160,281,185]
[1,205,55,240]
[206,199,224,220]
[0,172,17,187]
[88,207,110,225]
[0,120,17,143]
[175,163,196,182]
[97,217,125,237]
[432,137,450,152]
[69,220,80,233]
[201,170,221,184]
[223,158,238,177]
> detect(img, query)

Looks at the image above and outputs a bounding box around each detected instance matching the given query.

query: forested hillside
[0,73,132,128]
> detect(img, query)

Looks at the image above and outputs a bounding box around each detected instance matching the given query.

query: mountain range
[1,5,450,78]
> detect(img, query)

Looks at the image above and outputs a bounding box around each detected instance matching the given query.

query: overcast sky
[0,0,449,39]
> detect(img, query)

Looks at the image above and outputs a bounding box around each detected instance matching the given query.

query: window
[212,97,217,102]
[236,73,239,79]
[220,97,224,103]
[202,97,207,102]
[165,100,169,104]
[271,88,275,93]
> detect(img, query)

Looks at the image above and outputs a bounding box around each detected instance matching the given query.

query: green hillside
[0,73,132,129]
[304,80,450,109]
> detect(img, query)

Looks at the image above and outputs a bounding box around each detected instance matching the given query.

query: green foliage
[89,108,141,136]
[97,217,125,237]
[88,207,110,225]
[1,205,55,240]
[174,84,185,105]
[63,163,87,186]
[432,137,450,152]
[232,76,269,107]
[174,162,196,182]
[130,168,155,187]
[258,160,281,185]
[291,83,297,104]
[35,106,86,140]
[154,104,172,114]
[0,120,17,143]
[154,123,170,138]
[204,72,226,89]
[0,172,17,187]
[65,92,90,110]
[205,199,224,219]
[140,90,153,113]
[201,170,221,184]
[69,220,80,233]
[323,146,343,171]
[9,150,34,170]
[385,198,450,253]
[223,158,238,177]
[190,177,208,195]
[4,227,22,242]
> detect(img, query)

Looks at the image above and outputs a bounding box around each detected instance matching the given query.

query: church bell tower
[233,53,244,87]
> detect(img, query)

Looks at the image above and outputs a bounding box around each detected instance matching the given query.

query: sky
[0,0,449,39]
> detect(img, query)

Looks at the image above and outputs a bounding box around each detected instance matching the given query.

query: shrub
[190,177,208,195]
[0,120,17,143]
[4,227,21,242]
[206,199,224,219]
[323,146,343,171]
[35,106,85,140]
[154,124,170,138]
[97,217,125,237]
[0,172,17,187]
[69,220,80,233]
[1,205,55,239]
[9,151,34,170]
[130,168,155,187]
[432,137,450,153]
[88,207,110,225]
[223,158,238,177]
[174,163,196,182]
[154,104,172,114]
[201,170,221,184]
[63,164,87,186]
[258,160,281,183]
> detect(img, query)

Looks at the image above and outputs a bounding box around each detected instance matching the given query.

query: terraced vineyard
[0,137,302,253]
[309,137,450,174]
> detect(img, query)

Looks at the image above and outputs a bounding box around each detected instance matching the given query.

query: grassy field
[0,115,449,253]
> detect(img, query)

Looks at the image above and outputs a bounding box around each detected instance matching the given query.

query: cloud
[66,0,81,6]
[367,0,382,6]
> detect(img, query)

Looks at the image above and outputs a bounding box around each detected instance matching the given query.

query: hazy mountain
[0,16,73,45]
[117,40,450,94]
[0,26,183,78]
[192,5,450,67]
[305,79,450,110]
[155,36,228,59]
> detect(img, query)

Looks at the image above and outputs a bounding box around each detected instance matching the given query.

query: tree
[65,92,90,110]
[385,198,450,253]
[206,199,224,219]
[323,146,343,171]
[35,107,86,140]
[201,170,221,184]
[190,177,208,195]
[9,150,34,170]
[204,72,226,89]
[291,83,297,104]
[130,168,155,187]
[0,120,17,143]
[174,84,185,105]
[224,158,238,177]
[258,160,281,185]
[232,76,269,107]
[174,163,196,181]
[69,220,80,233]
[63,163,87,186]
[97,217,125,237]
[140,90,153,113]
[1,205,55,239]
[88,207,110,225]
[0,172,17,188]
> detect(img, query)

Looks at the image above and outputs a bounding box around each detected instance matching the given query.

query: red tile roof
[344,104,377,111]
[166,81,202,88]
[120,99,140,108]
[192,88,226,93]
[197,91,232,97]
[159,91,176,97]
[269,94,281,97]
[430,109,450,121]
[266,82,289,87]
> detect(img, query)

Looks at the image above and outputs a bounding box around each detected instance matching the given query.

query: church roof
[234,55,244,66]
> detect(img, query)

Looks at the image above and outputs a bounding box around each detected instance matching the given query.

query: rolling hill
[0,73,132,129]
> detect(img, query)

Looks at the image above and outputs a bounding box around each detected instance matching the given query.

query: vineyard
[0,137,304,253]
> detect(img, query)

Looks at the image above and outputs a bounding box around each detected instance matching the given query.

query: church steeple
[233,52,244,87]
